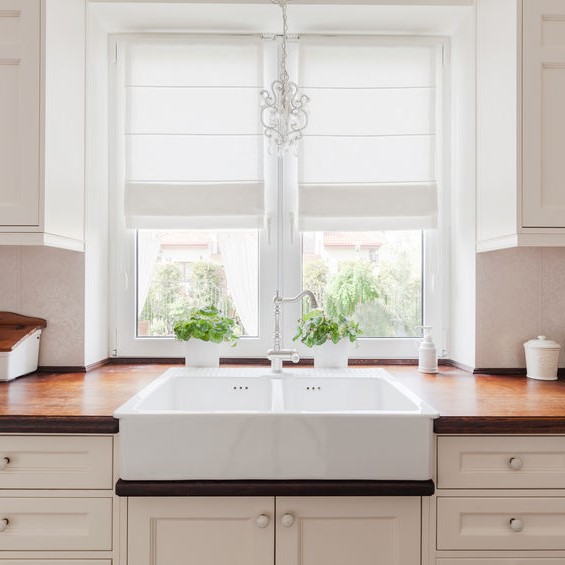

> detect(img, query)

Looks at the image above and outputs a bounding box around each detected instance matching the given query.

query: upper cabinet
[0,0,85,252]
[477,0,565,252]
[522,0,565,230]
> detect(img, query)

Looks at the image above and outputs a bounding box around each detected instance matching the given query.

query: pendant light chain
[260,0,309,157]
[279,1,289,83]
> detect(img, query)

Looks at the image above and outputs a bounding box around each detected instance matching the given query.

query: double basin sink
[114,367,438,481]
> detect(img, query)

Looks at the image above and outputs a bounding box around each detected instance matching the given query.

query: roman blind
[298,37,439,231]
[123,37,265,229]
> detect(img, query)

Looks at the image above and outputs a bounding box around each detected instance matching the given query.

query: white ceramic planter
[313,339,350,369]
[184,340,221,368]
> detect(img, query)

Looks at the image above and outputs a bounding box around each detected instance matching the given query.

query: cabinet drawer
[0,497,112,551]
[437,436,565,489]
[0,436,113,489]
[438,557,564,565]
[437,497,565,550]
[0,562,111,565]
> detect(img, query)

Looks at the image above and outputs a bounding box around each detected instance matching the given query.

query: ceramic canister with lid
[523,336,561,381]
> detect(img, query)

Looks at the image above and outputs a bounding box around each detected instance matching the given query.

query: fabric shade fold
[298,183,438,231]
[125,182,265,229]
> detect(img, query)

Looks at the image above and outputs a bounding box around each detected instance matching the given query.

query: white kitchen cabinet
[0,434,116,563]
[476,0,565,252]
[437,435,565,489]
[128,496,422,565]
[276,497,421,565]
[0,435,113,489]
[0,0,85,252]
[437,497,565,551]
[434,435,565,563]
[127,497,274,565]
[0,497,112,551]
[0,0,40,229]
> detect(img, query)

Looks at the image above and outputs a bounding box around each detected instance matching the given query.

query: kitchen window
[110,33,447,359]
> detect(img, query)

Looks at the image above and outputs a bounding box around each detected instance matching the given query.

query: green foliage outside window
[303,253,421,338]
[139,261,236,337]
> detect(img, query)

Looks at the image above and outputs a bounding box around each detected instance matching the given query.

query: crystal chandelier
[260,0,309,157]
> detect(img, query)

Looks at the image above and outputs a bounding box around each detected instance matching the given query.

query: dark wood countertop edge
[1,416,565,435]
[0,416,118,434]
[115,479,435,497]
[434,416,565,434]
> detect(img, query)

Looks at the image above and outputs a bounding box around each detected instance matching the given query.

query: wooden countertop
[1,363,565,434]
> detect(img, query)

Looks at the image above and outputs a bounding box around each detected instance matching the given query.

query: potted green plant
[173,305,238,367]
[293,309,361,368]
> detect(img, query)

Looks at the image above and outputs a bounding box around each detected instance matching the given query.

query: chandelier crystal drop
[260,0,309,157]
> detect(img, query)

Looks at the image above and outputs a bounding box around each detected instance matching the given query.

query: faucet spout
[276,289,318,309]
[267,289,318,373]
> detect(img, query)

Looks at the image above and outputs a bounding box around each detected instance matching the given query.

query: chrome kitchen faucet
[267,289,317,373]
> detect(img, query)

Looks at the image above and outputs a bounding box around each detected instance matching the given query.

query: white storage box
[0,312,46,381]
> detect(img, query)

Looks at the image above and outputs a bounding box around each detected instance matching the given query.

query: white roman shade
[298,38,439,231]
[123,37,265,229]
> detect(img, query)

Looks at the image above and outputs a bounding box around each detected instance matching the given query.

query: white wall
[84,9,110,367]
[0,246,85,367]
[475,0,519,245]
[448,7,476,368]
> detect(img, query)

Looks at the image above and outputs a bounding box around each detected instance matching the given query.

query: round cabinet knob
[509,518,524,532]
[0,519,9,532]
[256,514,270,529]
[0,458,10,471]
[281,513,295,527]
[291,352,300,364]
[509,457,523,471]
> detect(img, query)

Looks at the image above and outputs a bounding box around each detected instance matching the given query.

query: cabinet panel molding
[437,497,565,551]
[0,561,111,565]
[276,496,421,565]
[0,0,40,227]
[522,0,565,228]
[0,435,113,490]
[437,435,565,489]
[128,497,274,565]
[436,557,563,565]
[0,497,112,551]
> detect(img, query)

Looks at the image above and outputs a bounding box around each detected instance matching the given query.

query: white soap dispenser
[418,326,438,374]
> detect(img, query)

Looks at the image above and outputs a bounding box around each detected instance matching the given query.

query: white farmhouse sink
[114,368,438,481]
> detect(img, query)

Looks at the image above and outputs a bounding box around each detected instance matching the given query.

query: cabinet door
[0,0,40,227]
[128,497,274,565]
[522,0,565,228]
[276,497,421,565]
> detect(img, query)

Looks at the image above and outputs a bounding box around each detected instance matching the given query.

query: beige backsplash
[476,247,565,369]
[0,246,85,367]
[0,244,564,370]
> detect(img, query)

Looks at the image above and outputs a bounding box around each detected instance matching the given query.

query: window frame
[109,33,450,360]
